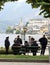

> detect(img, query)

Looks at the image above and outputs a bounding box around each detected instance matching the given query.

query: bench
[12,46,40,55]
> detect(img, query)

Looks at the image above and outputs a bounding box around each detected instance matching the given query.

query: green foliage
[0,0,50,18]
[26,0,50,18]
[6,26,13,33]
[15,30,20,34]
[0,0,18,10]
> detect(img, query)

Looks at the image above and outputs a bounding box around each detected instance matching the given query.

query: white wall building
[48,19,50,35]
[28,19,48,27]
[11,19,49,34]
[27,19,48,34]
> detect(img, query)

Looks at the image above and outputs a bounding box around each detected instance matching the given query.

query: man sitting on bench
[31,38,38,56]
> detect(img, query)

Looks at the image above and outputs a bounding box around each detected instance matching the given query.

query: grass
[0,55,49,60]
[0,47,49,60]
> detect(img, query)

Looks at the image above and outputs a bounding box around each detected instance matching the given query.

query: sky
[0,0,44,32]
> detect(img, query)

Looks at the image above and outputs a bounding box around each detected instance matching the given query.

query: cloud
[18,0,26,2]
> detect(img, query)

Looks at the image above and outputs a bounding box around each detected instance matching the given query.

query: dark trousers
[5,47,9,54]
[33,52,36,56]
[41,46,46,55]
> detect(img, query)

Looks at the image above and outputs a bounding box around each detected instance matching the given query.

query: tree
[15,30,20,34]
[26,0,50,18]
[0,0,50,18]
[0,0,18,10]
[6,26,13,33]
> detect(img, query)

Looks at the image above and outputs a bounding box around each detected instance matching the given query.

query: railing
[48,46,50,63]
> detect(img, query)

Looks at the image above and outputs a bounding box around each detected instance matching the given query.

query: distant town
[4,19,50,34]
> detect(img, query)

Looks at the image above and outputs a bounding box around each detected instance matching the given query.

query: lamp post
[23,27,27,42]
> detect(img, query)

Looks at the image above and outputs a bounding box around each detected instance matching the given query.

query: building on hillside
[7,19,49,34]
[27,19,48,34]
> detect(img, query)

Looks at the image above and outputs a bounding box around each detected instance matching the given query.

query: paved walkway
[0,62,50,65]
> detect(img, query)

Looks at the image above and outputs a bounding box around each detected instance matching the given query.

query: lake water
[0,33,43,47]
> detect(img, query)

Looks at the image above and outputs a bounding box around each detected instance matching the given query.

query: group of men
[5,35,48,55]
